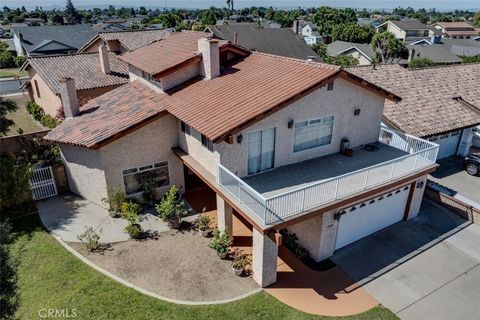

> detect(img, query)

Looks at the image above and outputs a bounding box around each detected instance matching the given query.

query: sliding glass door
[247,127,275,175]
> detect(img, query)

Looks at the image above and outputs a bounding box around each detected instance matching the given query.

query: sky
[2,0,479,10]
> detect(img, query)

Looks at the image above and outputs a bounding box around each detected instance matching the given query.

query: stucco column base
[252,228,278,287]
[216,195,233,238]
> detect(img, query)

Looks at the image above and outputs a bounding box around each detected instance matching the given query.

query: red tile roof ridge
[403,61,480,71]
[250,51,340,70]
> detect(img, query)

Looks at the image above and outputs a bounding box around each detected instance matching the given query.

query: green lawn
[4,94,45,136]
[9,214,398,320]
[0,68,28,79]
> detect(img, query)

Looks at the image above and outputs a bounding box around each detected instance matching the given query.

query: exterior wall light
[288,119,295,129]
[354,108,361,116]
[237,134,243,144]
[417,180,424,189]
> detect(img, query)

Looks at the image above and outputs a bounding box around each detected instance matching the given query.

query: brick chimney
[198,37,220,80]
[99,43,110,74]
[59,77,79,119]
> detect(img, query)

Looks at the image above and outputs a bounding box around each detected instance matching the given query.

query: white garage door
[429,131,461,159]
[335,186,410,250]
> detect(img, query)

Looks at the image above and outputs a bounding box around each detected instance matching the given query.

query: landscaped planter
[232,266,243,276]
[217,251,228,259]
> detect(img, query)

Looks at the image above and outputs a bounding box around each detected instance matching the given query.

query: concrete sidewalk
[37,194,170,243]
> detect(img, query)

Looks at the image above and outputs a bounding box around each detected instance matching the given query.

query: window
[34,80,41,98]
[293,116,334,152]
[201,134,214,151]
[450,131,461,136]
[122,162,170,196]
[327,81,334,90]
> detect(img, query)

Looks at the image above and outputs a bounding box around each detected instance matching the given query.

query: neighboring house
[431,22,479,39]
[327,41,376,65]
[45,30,437,288]
[408,37,480,57]
[348,64,480,159]
[24,18,45,26]
[292,20,323,46]
[22,46,129,116]
[93,23,131,32]
[11,25,97,57]
[357,18,381,28]
[376,19,432,41]
[78,29,169,54]
[328,40,463,65]
[207,24,318,59]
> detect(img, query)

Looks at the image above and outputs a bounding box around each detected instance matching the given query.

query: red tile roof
[44,81,169,148]
[119,31,228,75]
[78,29,170,52]
[26,52,129,94]
[347,63,480,137]
[46,52,399,148]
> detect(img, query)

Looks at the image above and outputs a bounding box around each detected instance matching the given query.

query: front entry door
[248,128,276,175]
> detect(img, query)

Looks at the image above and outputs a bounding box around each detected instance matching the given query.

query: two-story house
[44,30,438,288]
[430,22,479,39]
[376,19,432,41]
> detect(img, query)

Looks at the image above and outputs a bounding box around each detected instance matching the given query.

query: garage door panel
[335,186,410,250]
[432,132,460,159]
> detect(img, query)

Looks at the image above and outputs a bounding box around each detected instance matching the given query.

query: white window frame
[293,115,335,153]
[122,161,171,197]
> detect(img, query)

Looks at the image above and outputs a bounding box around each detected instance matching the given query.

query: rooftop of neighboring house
[11,24,97,56]
[207,23,318,59]
[327,40,376,61]
[432,21,475,30]
[347,63,480,137]
[407,44,463,64]
[45,33,398,149]
[78,29,170,53]
[379,19,429,31]
[24,52,129,95]
[408,37,480,57]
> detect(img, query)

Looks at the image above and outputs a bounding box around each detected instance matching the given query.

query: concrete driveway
[429,155,480,207]
[331,200,480,320]
[37,194,170,243]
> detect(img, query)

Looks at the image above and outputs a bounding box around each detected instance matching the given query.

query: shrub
[232,248,249,270]
[408,57,434,69]
[280,229,309,261]
[25,101,45,121]
[208,228,232,254]
[102,186,126,213]
[155,185,190,225]
[0,156,32,214]
[0,220,18,319]
[77,226,102,252]
[141,173,157,206]
[124,223,142,238]
[40,114,58,128]
[196,209,211,231]
[120,201,141,224]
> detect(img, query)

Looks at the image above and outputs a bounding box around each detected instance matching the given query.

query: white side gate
[31,166,58,200]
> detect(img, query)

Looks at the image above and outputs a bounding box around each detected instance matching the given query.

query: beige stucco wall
[385,22,407,40]
[407,174,428,219]
[343,49,372,65]
[100,114,185,199]
[29,72,62,116]
[217,77,386,178]
[60,144,107,206]
[82,39,123,53]
[178,125,221,177]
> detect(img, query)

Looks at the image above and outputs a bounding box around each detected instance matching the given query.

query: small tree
[64,0,81,24]
[0,97,18,136]
[208,228,232,256]
[77,226,102,252]
[408,57,434,69]
[0,157,32,214]
[155,186,190,228]
[371,31,408,64]
[0,220,19,320]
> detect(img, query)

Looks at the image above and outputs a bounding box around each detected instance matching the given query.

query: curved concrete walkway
[37,194,170,243]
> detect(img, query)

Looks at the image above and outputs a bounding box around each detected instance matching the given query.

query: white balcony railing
[218,127,439,225]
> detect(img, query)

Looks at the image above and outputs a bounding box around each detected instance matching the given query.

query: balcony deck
[242,143,407,198]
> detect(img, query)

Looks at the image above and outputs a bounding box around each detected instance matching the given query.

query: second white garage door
[335,186,410,250]
[429,131,461,159]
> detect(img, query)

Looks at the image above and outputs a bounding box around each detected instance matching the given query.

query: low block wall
[0,130,52,156]
[424,184,480,225]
